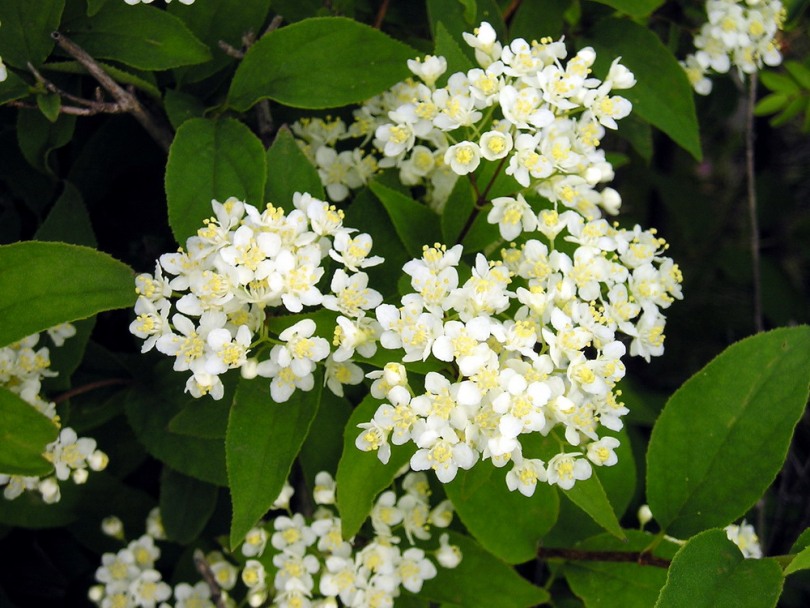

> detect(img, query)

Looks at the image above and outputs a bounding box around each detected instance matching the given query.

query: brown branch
[53,378,132,405]
[193,550,227,608]
[538,546,671,569]
[373,0,390,29]
[745,73,763,333]
[502,0,523,22]
[51,31,173,152]
[8,99,126,116]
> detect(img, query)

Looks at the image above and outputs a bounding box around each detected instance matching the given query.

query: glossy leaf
[226,375,321,549]
[265,125,324,207]
[445,458,560,564]
[433,21,474,85]
[165,117,267,243]
[0,386,58,476]
[655,529,784,608]
[563,471,625,540]
[160,467,219,544]
[0,0,64,68]
[299,389,352,485]
[589,18,702,160]
[0,241,135,348]
[63,2,210,70]
[647,327,810,538]
[168,399,229,439]
[163,89,205,129]
[369,179,442,257]
[335,394,416,539]
[785,545,810,576]
[228,17,416,110]
[420,531,551,608]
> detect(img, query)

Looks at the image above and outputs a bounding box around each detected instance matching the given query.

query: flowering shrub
[0,1,809,607]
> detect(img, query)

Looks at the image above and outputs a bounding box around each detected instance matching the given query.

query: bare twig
[538,546,671,569]
[193,550,227,608]
[8,99,126,116]
[373,0,390,29]
[502,0,523,22]
[53,378,132,405]
[51,31,174,152]
[218,40,245,60]
[261,14,284,39]
[745,73,763,333]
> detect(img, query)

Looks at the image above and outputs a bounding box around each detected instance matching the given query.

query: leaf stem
[53,378,132,405]
[537,546,671,569]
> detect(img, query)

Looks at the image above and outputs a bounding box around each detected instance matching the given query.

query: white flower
[242,527,269,557]
[322,270,383,318]
[725,520,763,558]
[546,453,592,490]
[444,141,481,175]
[329,231,384,272]
[462,22,502,67]
[0,58,7,83]
[505,457,548,496]
[313,471,336,505]
[436,533,462,568]
[128,569,172,608]
[585,436,620,466]
[407,55,447,86]
[488,194,538,241]
[479,130,513,161]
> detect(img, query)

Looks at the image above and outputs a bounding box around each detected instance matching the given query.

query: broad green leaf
[785,61,810,89]
[647,326,810,538]
[440,172,475,244]
[17,110,75,175]
[160,467,219,544]
[226,375,321,549]
[791,528,810,553]
[655,529,784,608]
[336,394,416,539]
[445,458,559,564]
[369,179,442,257]
[125,363,228,487]
[434,21,474,85]
[0,387,58,476]
[0,0,64,68]
[299,389,352,485]
[0,69,31,104]
[87,0,109,16]
[42,60,161,99]
[420,531,551,608]
[62,3,210,70]
[588,18,702,160]
[785,545,810,576]
[509,0,568,40]
[770,96,807,127]
[164,89,205,130]
[168,399,229,439]
[759,71,801,94]
[426,0,507,49]
[564,531,680,608]
[165,117,267,244]
[265,125,324,208]
[563,471,625,540]
[35,183,96,247]
[590,0,664,17]
[37,92,61,123]
[228,17,417,110]
[0,241,135,348]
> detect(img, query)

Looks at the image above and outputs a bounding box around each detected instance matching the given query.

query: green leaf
[165,117,267,244]
[589,0,664,18]
[228,17,417,111]
[427,0,506,49]
[445,458,559,564]
[42,60,162,99]
[163,89,205,130]
[759,71,801,94]
[589,18,702,160]
[265,125,325,208]
[369,179,442,257]
[0,387,58,476]
[440,170,475,244]
[785,545,810,576]
[168,399,229,439]
[226,375,321,549]
[0,0,65,68]
[17,110,75,175]
[790,528,810,553]
[87,0,109,16]
[0,241,135,348]
[159,467,219,544]
[34,182,97,247]
[63,2,211,70]
[784,61,810,89]
[647,326,810,538]
[420,531,551,608]
[434,21,474,85]
[335,394,416,539]
[564,531,680,608]
[754,92,789,116]
[562,471,625,540]
[36,92,61,123]
[655,529,784,608]
[770,96,807,127]
[0,69,32,104]
[299,389,352,484]
[509,0,568,40]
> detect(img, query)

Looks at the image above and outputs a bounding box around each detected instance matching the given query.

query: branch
[745,73,763,333]
[51,31,174,152]
[537,546,671,569]
[374,0,391,28]
[502,0,523,22]
[53,378,132,405]
[8,99,126,116]
[193,550,227,608]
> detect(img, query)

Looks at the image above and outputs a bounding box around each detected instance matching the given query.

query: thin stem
[8,99,126,116]
[193,550,227,608]
[502,0,523,22]
[537,546,671,569]
[53,378,132,405]
[51,31,174,152]
[746,73,763,333]
[373,0,390,28]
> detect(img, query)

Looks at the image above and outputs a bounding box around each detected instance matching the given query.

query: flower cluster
[681,0,784,95]
[89,472,460,608]
[0,325,109,503]
[356,210,682,493]
[293,22,634,216]
[725,519,763,558]
[129,194,384,402]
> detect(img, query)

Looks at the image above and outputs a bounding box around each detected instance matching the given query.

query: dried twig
[193,550,227,608]
[374,0,390,29]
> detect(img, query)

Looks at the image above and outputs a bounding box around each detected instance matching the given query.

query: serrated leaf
[655,529,784,608]
[228,17,417,111]
[434,21,474,85]
[160,467,219,544]
[563,471,625,540]
[790,528,810,553]
[0,387,58,476]
[62,2,211,70]
[369,179,442,257]
[165,117,267,244]
[589,18,702,160]
[35,182,97,247]
[785,545,810,576]
[17,109,75,175]
[445,458,559,564]
[0,0,65,68]
[0,241,135,348]
[420,531,551,608]
[299,389,352,484]
[226,375,321,549]
[509,0,568,40]
[590,0,664,17]
[335,394,416,539]
[647,327,810,538]
[265,125,324,208]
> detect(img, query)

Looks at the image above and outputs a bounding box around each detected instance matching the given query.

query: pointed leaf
[369,179,442,257]
[265,125,324,208]
[647,326,810,538]
[562,471,625,540]
[655,529,783,608]
[0,386,58,476]
[0,241,135,348]
[228,17,417,110]
[433,21,474,86]
[785,545,810,576]
[168,399,229,439]
[227,375,321,549]
[0,0,64,68]
[590,0,664,17]
[160,467,219,544]
[165,117,267,244]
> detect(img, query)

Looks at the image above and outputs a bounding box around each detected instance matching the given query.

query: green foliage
[562,472,625,540]
[159,467,218,543]
[369,179,442,257]
[0,387,58,476]
[0,0,64,68]
[265,125,325,205]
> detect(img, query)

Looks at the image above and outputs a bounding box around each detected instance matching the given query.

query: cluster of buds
[0,324,109,503]
[681,0,784,94]
[293,21,634,216]
[89,472,461,608]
